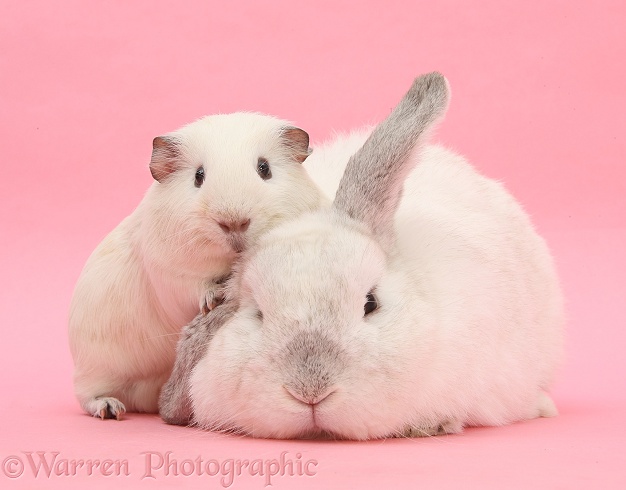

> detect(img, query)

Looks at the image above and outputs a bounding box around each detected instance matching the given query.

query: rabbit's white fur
[187,75,564,439]
[68,113,323,419]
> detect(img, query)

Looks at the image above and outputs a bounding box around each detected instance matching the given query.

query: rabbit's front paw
[396,419,462,438]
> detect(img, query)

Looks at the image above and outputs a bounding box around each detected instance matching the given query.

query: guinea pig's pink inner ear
[279,127,312,164]
[149,135,183,182]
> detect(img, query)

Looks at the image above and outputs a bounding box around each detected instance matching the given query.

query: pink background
[1,0,625,488]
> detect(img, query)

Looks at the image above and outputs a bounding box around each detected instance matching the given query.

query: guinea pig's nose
[218,218,251,234]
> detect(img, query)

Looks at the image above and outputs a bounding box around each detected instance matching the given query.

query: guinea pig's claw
[201,301,211,315]
[200,278,229,315]
[99,408,107,420]
[202,291,225,315]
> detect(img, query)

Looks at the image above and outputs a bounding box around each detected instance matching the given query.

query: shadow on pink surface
[1,396,624,489]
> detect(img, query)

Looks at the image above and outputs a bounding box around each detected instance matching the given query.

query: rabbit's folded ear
[333,72,451,246]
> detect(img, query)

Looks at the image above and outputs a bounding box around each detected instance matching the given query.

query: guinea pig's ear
[150,135,183,182]
[333,72,450,247]
[280,127,312,163]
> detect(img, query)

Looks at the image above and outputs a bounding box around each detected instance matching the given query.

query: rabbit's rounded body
[184,74,563,439]
[308,138,564,420]
[395,145,563,426]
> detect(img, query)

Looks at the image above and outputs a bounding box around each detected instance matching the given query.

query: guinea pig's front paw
[200,279,228,314]
[91,397,126,420]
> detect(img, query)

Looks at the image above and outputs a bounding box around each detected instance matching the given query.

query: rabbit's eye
[364,291,378,315]
[257,157,272,180]
[194,166,205,187]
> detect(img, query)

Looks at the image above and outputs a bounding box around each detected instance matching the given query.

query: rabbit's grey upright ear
[333,72,450,245]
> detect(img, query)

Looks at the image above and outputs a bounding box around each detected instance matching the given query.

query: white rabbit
[69,113,324,419]
[161,73,564,439]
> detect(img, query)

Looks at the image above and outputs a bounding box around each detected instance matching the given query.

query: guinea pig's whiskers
[167,227,203,255]
[172,225,203,249]
[161,224,194,242]
[160,215,206,243]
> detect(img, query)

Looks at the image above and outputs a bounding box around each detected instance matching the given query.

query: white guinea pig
[68,113,324,419]
[161,73,564,440]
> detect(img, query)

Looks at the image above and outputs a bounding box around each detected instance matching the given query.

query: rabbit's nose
[284,385,336,406]
[218,218,251,234]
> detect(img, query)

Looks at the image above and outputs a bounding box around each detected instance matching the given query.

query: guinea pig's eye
[364,290,378,315]
[257,157,272,180]
[194,166,205,188]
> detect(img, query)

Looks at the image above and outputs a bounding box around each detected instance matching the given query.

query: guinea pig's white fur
[69,113,324,419]
[188,75,564,440]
